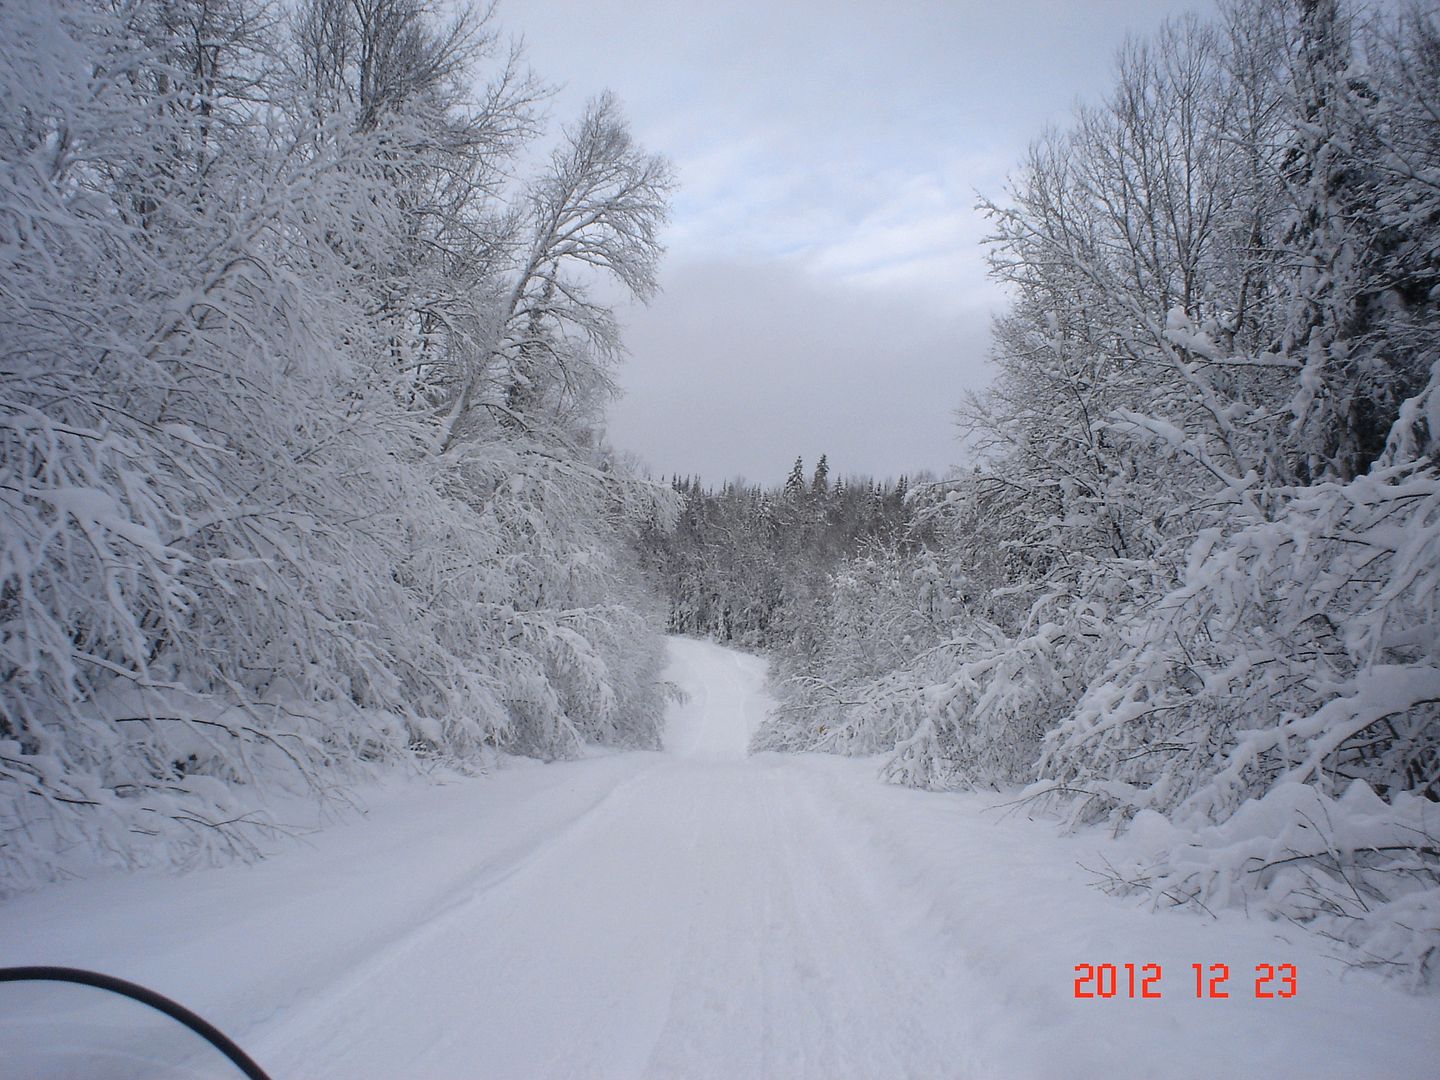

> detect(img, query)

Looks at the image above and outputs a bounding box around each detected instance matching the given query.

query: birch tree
[441,91,673,449]
[1,0,676,892]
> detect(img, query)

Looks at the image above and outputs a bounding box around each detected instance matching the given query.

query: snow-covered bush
[443,437,676,759]
[1029,446,1440,984]
[1042,463,1440,824]
[752,0,1440,985]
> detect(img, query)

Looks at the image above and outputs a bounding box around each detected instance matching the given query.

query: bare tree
[290,0,542,404]
[440,91,673,449]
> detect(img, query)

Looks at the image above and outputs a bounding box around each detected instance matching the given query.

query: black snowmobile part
[0,965,273,1080]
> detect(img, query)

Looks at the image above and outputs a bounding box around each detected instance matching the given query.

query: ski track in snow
[2,636,1437,1078]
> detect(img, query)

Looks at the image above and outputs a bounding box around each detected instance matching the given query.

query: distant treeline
[640,457,936,649]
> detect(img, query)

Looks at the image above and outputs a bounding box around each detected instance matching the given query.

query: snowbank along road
[2,637,1437,1078]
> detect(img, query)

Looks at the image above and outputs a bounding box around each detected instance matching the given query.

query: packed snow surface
[2,637,1436,1078]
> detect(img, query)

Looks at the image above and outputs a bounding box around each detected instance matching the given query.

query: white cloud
[606,257,991,485]
[506,0,1216,480]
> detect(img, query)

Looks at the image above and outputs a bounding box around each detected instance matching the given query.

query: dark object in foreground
[0,966,272,1079]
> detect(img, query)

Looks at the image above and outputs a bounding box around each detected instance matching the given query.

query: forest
[1,0,679,891]
[3,0,1438,995]
[639,460,933,648]
[650,0,1440,987]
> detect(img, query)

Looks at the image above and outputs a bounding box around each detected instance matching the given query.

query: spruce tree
[784,456,806,500]
[811,454,830,499]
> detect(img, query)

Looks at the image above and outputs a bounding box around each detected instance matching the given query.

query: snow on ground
[2,636,1437,1078]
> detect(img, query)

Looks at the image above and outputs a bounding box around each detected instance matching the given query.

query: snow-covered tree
[440,91,673,450]
[0,0,675,894]
[749,0,1440,985]
[783,456,806,501]
[810,454,829,499]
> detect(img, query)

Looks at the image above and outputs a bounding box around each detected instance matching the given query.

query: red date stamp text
[1072,962,1297,1000]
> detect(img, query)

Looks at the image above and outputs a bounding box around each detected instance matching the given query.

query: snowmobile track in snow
[3,637,1435,1079]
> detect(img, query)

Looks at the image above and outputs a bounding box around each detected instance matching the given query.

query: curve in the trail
[660,636,771,761]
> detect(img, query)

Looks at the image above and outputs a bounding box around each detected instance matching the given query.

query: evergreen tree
[784,456,806,501]
[811,454,830,499]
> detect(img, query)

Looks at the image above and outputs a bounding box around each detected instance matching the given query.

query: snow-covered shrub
[1030,452,1440,983]
[880,618,1074,791]
[1113,781,1439,988]
[755,544,935,755]
[444,437,676,759]
[751,0,1440,984]
[1042,463,1440,823]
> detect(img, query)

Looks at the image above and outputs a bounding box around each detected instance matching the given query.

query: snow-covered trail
[2,637,1437,1078]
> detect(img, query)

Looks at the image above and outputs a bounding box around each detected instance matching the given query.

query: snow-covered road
[3,637,1436,1078]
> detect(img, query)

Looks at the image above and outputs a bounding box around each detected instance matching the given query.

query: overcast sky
[509,0,1215,486]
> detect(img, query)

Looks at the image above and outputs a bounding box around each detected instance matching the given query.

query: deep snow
[1,637,1436,1078]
